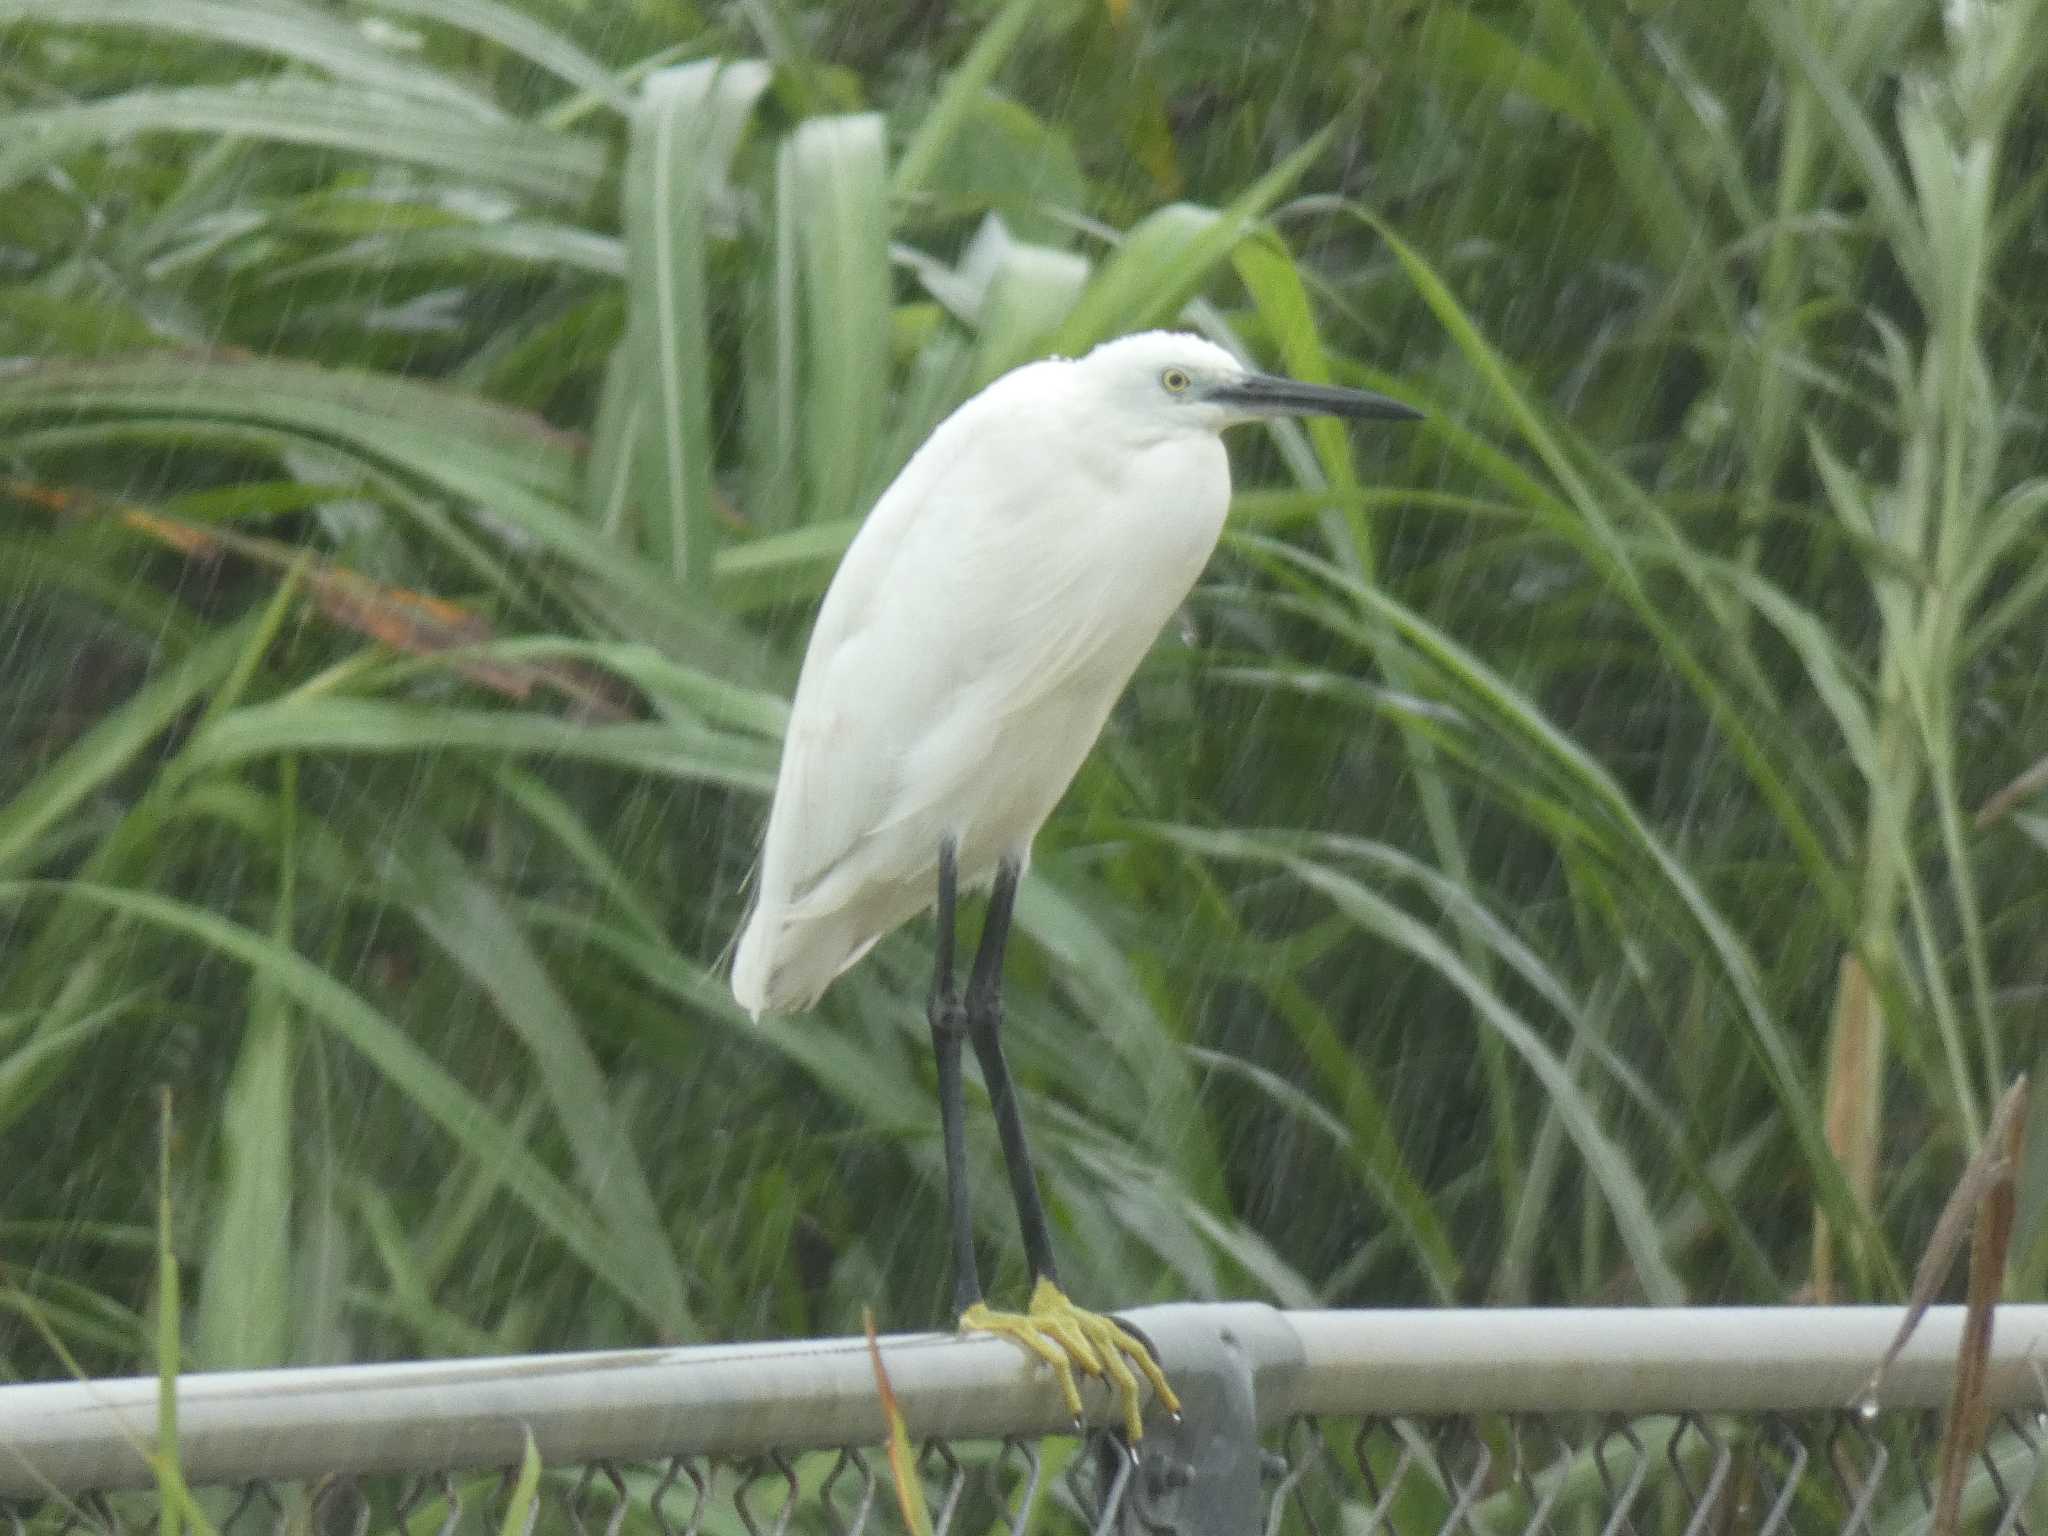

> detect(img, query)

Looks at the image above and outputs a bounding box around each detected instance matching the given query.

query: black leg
[928,840,983,1315]
[963,859,1062,1288]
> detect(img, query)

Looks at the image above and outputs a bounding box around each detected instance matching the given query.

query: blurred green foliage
[2,0,2047,1386]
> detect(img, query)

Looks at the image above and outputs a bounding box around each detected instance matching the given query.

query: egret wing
[758,422,1135,920]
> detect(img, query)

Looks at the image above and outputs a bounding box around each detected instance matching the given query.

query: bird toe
[960,1276,1179,1441]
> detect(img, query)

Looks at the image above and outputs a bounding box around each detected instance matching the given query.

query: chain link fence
[3,1305,2044,1536]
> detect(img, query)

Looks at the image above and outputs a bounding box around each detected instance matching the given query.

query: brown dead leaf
[1977,755,2048,830]
[1932,1075,2026,1536]
[865,1310,934,1536]
[3,477,92,516]
[111,498,633,720]
[1814,952,1882,1302]
[1860,1077,2028,1411]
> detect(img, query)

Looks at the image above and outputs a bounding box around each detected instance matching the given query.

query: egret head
[1074,330,1422,437]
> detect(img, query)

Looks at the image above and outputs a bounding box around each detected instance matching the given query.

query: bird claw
[1105,1312,1183,1425]
[961,1275,1181,1441]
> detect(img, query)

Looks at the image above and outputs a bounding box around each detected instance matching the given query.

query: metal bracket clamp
[1114,1304,1304,1536]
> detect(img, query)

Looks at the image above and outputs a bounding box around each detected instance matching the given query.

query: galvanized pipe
[0,1304,2039,1498]
[1279,1304,2048,1417]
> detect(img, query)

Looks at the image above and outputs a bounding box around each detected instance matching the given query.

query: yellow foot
[961,1275,1181,1441]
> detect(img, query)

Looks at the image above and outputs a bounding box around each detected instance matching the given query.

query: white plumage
[726,328,1417,1439]
[732,329,1417,1017]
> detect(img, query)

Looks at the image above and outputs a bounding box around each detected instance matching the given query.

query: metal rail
[2,1303,2042,1497]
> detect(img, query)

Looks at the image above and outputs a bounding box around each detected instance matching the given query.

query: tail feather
[730,904,879,1019]
[729,906,778,1020]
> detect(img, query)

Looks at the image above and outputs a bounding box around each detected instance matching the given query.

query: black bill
[1209,371,1423,422]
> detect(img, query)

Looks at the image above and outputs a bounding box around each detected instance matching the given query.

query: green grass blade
[584,345,643,536]
[1365,212,1857,928]
[0,881,681,1329]
[0,82,605,205]
[186,697,776,794]
[0,355,752,645]
[365,0,630,112]
[194,759,297,1371]
[1229,232,1367,563]
[155,1090,184,1536]
[1046,122,1335,360]
[3,0,497,114]
[0,615,253,878]
[889,0,1047,200]
[622,58,772,582]
[1410,4,1596,129]
[393,830,694,1336]
[1284,855,1684,1303]
[739,159,804,535]
[1171,870,1462,1302]
[352,1182,506,1355]
[782,113,892,524]
[193,990,295,1369]
[1016,875,1221,1200]
[1756,3,1929,291]
[1528,0,1706,278]
[968,234,1090,389]
[499,1430,543,1536]
[1241,533,1891,1283]
[490,766,667,942]
[0,991,144,1135]
[275,220,626,281]
[711,514,859,610]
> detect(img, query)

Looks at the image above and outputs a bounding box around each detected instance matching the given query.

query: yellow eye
[1161,367,1191,394]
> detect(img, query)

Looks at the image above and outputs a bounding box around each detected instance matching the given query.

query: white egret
[732,330,1420,1437]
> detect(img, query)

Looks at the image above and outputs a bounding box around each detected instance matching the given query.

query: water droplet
[1857,1394,1880,1422]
